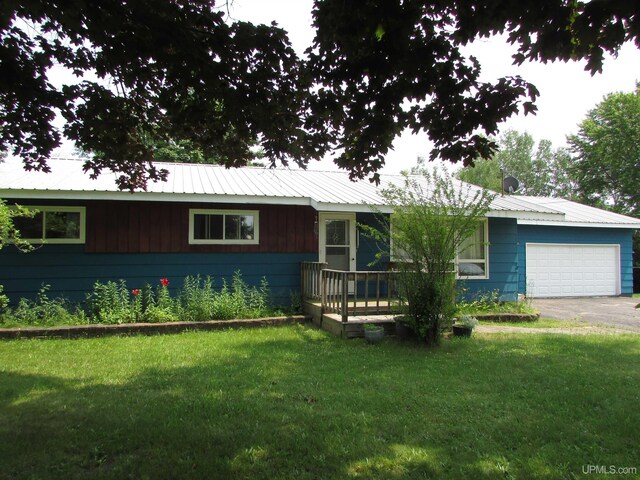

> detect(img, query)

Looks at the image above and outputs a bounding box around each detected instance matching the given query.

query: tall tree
[147,139,265,166]
[0,1,311,190]
[309,0,640,182]
[456,130,574,197]
[1,1,639,188]
[568,85,640,217]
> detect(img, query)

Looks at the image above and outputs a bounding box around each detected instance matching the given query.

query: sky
[226,0,640,174]
[50,0,640,176]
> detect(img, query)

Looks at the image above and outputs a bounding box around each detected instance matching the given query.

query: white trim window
[456,220,489,279]
[189,209,259,245]
[12,206,86,244]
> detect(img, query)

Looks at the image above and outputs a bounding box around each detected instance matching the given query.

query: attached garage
[515,196,639,298]
[525,243,620,297]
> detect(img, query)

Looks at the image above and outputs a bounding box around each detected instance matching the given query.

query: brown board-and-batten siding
[85,201,318,254]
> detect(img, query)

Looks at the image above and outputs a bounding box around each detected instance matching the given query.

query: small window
[189,209,259,244]
[11,206,86,244]
[456,220,489,279]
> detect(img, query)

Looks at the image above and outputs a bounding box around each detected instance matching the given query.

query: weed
[457,289,536,316]
[1,271,279,327]
[1,284,86,326]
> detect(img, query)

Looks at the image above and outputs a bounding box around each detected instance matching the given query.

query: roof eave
[487,210,564,222]
[0,189,315,207]
[517,219,640,229]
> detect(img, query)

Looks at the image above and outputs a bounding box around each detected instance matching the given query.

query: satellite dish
[502,176,520,194]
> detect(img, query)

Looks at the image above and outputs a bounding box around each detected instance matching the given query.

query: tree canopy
[1,1,639,189]
[568,85,640,217]
[456,130,574,197]
[1,0,311,189]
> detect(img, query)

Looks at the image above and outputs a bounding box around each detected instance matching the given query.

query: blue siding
[517,225,635,295]
[356,212,389,271]
[357,214,519,301]
[459,217,519,301]
[0,244,316,306]
[355,213,392,297]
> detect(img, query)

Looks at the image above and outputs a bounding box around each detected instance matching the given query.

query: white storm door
[319,212,356,272]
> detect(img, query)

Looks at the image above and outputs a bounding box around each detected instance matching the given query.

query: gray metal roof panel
[515,196,640,226]
[4,159,636,226]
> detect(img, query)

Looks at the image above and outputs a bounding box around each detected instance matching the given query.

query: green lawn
[1,326,639,479]
[479,318,591,329]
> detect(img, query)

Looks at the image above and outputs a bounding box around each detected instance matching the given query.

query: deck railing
[301,261,327,300]
[322,269,399,322]
[302,262,399,323]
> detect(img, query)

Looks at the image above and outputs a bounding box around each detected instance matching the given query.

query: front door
[319,212,356,272]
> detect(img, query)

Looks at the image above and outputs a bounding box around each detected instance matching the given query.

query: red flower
[132,289,140,296]
[160,278,169,287]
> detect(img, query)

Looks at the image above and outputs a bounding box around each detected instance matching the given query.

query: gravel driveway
[531,297,640,332]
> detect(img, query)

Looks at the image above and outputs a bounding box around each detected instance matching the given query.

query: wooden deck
[300,262,401,338]
[303,300,398,338]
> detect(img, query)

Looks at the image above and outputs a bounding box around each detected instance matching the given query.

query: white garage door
[526,243,620,297]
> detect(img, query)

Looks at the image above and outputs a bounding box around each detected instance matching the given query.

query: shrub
[142,305,178,323]
[0,272,276,328]
[85,280,135,324]
[455,315,479,330]
[176,272,273,321]
[2,284,86,326]
[177,275,214,322]
[209,272,271,320]
[140,278,178,323]
[457,289,536,315]
[0,285,8,313]
[362,166,494,345]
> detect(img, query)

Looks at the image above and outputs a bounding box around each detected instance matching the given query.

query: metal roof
[514,196,640,228]
[1,158,638,227]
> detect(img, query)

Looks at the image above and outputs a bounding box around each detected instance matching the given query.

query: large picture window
[189,209,259,244]
[12,206,86,244]
[389,217,489,279]
[456,220,489,279]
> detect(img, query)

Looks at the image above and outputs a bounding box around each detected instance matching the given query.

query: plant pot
[364,326,385,344]
[452,324,473,338]
[395,319,417,341]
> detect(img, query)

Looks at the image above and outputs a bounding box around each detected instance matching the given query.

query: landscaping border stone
[473,312,540,323]
[0,315,311,340]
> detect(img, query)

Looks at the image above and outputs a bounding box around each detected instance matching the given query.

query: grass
[1,326,639,479]
[479,317,591,329]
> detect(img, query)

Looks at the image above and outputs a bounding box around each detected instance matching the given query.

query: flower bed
[474,312,540,323]
[0,315,310,340]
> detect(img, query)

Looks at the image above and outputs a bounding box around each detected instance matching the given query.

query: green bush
[86,280,135,324]
[177,272,273,321]
[1,284,86,326]
[0,284,8,313]
[0,272,276,328]
[177,275,214,322]
[457,289,536,315]
[142,305,178,323]
[362,166,494,345]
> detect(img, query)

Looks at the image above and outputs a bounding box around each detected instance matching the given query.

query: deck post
[341,271,348,323]
[321,271,327,311]
[364,272,369,315]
